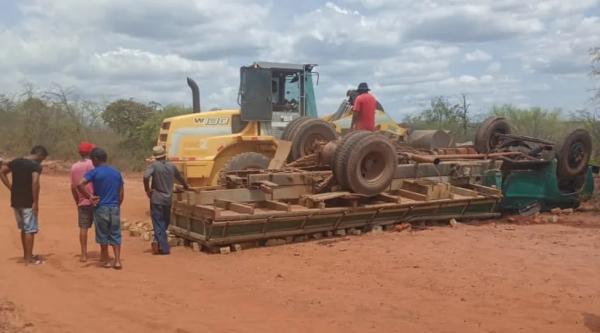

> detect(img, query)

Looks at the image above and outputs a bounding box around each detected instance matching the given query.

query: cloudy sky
[1,0,599,120]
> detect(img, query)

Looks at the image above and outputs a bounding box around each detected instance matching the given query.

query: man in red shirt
[351,82,377,131]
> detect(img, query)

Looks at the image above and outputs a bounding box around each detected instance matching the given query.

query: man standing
[78,148,124,269]
[70,141,95,262]
[0,146,48,265]
[144,146,189,255]
[351,82,377,131]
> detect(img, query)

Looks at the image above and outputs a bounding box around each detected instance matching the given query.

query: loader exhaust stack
[187,77,201,113]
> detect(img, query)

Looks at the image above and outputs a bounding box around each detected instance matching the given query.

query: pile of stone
[120,219,183,247]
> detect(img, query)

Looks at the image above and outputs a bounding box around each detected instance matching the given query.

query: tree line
[1,47,599,169]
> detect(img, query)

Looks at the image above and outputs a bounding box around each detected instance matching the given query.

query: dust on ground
[1,174,600,333]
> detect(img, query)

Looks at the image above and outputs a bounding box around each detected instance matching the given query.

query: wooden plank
[268,140,292,169]
[264,200,291,212]
[376,193,401,203]
[272,185,313,200]
[449,185,480,197]
[397,189,427,201]
[229,202,255,214]
[225,175,245,185]
[196,188,268,205]
[193,205,220,219]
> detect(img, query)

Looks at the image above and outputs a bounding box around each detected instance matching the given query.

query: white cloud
[0,0,597,119]
[465,50,493,62]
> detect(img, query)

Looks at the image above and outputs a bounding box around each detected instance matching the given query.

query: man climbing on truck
[351,82,377,131]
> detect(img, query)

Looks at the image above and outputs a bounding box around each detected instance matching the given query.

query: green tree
[490,105,564,141]
[405,96,472,141]
[102,99,154,137]
[137,105,190,150]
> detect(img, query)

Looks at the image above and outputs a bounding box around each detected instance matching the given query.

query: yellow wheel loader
[158,61,407,186]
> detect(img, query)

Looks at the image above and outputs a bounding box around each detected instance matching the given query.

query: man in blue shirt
[78,148,124,270]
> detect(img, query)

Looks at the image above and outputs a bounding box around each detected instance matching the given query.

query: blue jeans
[94,206,121,245]
[150,204,171,254]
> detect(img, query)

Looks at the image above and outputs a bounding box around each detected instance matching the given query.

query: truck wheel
[474,117,511,153]
[556,129,592,179]
[281,117,311,141]
[333,131,371,187]
[338,133,397,196]
[289,119,338,161]
[222,152,271,172]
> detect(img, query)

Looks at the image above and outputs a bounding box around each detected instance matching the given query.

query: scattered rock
[550,207,562,215]
[191,242,201,251]
[142,231,152,241]
[562,208,574,215]
[394,223,412,233]
[547,215,559,223]
[232,244,242,252]
[312,233,323,240]
[168,236,181,247]
[449,218,459,228]
[334,229,346,236]
[121,221,131,230]
[265,238,286,247]
[219,246,231,255]
[129,229,142,237]
[371,225,384,234]
[348,228,362,236]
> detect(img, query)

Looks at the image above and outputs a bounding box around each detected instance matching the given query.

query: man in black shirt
[0,146,48,265]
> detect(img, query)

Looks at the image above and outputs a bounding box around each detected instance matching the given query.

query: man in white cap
[143,146,189,255]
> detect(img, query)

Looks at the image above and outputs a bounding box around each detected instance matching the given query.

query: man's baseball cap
[78,141,96,155]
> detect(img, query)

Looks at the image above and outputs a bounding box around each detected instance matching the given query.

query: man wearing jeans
[143,146,189,255]
[0,146,48,265]
[78,148,124,269]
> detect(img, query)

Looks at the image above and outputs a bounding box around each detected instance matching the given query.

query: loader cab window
[272,71,301,114]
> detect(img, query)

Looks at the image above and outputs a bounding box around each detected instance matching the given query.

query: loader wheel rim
[360,151,386,182]
[302,133,325,155]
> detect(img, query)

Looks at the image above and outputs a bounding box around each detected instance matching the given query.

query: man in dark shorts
[77,148,125,269]
[0,146,48,265]
[351,82,377,131]
[143,146,189,255]
[70,141,95,262]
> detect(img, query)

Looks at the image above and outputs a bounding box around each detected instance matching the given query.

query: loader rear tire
[556,129,592,179]
[222,152,271,172]
[333,131,372,188]
[281,117,311,141]
[289,119,338,161]
[474,117,511,153]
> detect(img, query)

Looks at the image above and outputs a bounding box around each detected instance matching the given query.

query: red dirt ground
[1,174,600,333]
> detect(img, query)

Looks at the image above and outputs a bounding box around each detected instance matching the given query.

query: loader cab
[238,62,318,137]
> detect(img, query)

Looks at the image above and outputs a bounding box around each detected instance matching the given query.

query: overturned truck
[169,117,596,252]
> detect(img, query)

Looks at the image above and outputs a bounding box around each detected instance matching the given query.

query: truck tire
[289,119,338,161]
[556,129,592,179]
[281,117,311,141]
[474,117,511,153]
[342,134,397,196]
[333,131,372,187]
[222,152,271,172]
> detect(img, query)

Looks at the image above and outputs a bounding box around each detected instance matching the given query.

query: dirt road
[1,174,600,333]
